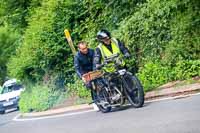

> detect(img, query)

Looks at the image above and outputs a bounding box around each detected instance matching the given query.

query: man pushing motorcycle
[73,30,144,113]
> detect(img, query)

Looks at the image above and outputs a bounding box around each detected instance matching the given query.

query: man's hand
[82,76,87,83]
[96,64,102,70]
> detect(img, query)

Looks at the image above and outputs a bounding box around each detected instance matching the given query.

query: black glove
[124,53,131,58]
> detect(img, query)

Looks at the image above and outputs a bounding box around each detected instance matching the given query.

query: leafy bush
[114,0,199,68]
[19,84,67,113]
[66,76,91,99]
[0,25,20,84]
[8,0,75,82]
[0,86,2,93]
[173,60,200,80]
[137,61,172,91]
[7,0,145,84]
[138,60,200,91]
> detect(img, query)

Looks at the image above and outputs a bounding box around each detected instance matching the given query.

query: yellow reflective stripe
[98,44,106,60]
[98,39,125,73]
[101,41,120,59]
[111,41,120,54]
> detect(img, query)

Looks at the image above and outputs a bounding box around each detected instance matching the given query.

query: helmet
[96,29,111,41]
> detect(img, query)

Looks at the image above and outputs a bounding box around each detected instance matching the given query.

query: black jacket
[93,39,129,69]
[74,48,94,78]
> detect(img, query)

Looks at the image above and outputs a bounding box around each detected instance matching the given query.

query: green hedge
[138,60,200,91]
[19,84,66,113]
[66,76,91,99]
[19,75,91,113]
[137,61,172,91]
[173,60,200,80]
[7,0,199,85]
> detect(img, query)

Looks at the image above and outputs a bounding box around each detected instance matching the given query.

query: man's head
[78,41,88,54]
[96,29,111,45]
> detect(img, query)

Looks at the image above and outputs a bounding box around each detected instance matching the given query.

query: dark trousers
[85,81,97,101]
[85,78,107,102]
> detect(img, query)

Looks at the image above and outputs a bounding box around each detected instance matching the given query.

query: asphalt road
[1,94,200,133]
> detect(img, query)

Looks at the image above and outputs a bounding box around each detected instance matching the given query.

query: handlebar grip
[96,64,104,69]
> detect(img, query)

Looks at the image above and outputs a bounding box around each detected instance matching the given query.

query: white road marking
[13,114,21,121]
[12,92,200,122]
[13,109,95,121]
[145,92,200,103]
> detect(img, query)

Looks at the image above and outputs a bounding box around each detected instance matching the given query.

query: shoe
[92,103,99,111]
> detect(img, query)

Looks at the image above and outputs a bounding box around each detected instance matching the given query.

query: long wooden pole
[64,29,76,55]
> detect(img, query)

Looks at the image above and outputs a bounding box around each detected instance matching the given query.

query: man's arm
[74,54,82,78]
[93,47,102,70]
[117,39,130,55]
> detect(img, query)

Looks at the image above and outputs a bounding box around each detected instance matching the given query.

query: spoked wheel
[96,89,111,113]
[124,75,144,108]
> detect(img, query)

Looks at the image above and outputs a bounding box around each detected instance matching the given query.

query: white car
[0,79,24,114]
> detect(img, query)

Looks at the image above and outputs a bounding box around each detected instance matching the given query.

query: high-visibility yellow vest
[98,38,125,72]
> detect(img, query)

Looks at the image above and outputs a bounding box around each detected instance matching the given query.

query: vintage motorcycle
[83,54,144,113]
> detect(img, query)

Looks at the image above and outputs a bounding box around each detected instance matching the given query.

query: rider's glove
[124,53,131,58]
[96,64,102,70]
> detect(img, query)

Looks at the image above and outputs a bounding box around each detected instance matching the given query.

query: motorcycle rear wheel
[96,89,111,113]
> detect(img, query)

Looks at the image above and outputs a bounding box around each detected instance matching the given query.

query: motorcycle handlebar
[96,53,123,70]
[96,64,105,69]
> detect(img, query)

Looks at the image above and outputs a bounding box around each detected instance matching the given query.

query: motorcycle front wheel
[124,75,144,108]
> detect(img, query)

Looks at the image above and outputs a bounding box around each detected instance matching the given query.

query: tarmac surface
[17,82,200,118]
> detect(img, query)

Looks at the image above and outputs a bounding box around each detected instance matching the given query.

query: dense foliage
[114,0,200,90]
[19,83,67,112]
[0,0,199,112]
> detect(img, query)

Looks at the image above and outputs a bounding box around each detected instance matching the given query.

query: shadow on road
[0,121,12,127]
[108,102,150,113]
